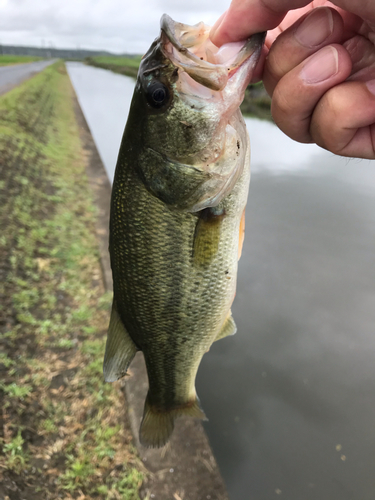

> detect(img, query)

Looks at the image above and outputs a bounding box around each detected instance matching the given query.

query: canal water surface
[67,61,375,500]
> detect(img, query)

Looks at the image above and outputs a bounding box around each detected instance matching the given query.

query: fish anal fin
[193,206,225,267]
[215,312,237,342]
[103,302,137,382]
[139,394,207,448]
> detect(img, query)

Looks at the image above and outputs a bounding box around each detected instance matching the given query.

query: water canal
[67,61,375,500]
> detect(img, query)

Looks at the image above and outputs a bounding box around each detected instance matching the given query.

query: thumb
[211,0,310,45]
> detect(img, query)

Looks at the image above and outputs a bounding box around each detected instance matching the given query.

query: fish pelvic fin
[103,301,138,382]
[215,311,237,342]
[139,394,207,448]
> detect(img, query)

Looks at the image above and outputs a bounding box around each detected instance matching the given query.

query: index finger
[210,0,311,45]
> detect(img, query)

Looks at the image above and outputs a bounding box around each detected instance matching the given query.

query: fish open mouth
[160,14,265,94]
[136,15,265,211]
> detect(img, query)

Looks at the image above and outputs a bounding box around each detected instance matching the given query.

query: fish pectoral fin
[238,207,246,260]
[193,206,225,266]
[215,312,237,342]
[103,302,138,382]
[139,394,207,448]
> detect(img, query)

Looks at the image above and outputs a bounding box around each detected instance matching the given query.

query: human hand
[210,1,375,159]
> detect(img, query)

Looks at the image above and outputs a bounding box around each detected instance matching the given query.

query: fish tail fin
[139,393,207,448]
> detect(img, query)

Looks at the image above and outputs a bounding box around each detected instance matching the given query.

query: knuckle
[272,83,295,119]
[310,88,349,153]
[266,40,291,81]
[271,86,312,142]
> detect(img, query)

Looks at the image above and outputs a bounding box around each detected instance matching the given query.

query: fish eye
[146,81,169,108]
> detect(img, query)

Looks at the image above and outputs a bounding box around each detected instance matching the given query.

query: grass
[0,54,43,66]
[85,55,142,78]
[92,55,142,68]
[0,61,144,498]
[2,431,28,470]
[241,82,272,120]
[0,382,33,398]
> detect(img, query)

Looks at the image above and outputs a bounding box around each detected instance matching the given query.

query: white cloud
[0,0,230,53]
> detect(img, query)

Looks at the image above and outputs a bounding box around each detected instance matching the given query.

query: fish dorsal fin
[103,303,138,382]
[215,312,237,342]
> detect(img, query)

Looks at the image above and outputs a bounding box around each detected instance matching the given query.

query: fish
[103,14,265,448]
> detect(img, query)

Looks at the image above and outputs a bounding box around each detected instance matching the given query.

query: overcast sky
[0,0,230,54]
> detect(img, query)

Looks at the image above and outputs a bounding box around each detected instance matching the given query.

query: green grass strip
[0,54,43,66]
[0,61,143,499]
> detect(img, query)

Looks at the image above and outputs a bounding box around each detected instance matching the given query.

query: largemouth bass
[104,14,264,448]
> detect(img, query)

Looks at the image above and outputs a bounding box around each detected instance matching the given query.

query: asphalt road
[0,60,56,95]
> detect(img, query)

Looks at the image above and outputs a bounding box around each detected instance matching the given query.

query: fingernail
[295,8,333,48]
[366,79,375,96]
[301,46,338,83]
